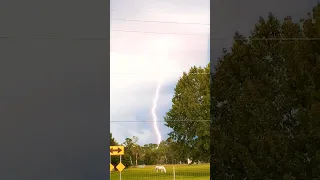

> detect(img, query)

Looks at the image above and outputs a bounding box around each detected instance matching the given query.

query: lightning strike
[150,38,169,148]
[152,78,163,147]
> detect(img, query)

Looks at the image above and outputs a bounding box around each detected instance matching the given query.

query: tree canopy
[110,135,192,169]
[211,4,320,179]
[165,64,210,162]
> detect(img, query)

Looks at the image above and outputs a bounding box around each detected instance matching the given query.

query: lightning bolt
[150,38,169,148]
[152,77,163,147]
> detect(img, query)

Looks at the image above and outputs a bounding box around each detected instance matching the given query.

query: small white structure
[187,158,192,165]
[155,166,167,173]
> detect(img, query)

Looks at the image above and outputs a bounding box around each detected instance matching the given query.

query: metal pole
[119,155,122,180]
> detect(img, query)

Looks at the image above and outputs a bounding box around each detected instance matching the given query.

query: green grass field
[110,163,210,180]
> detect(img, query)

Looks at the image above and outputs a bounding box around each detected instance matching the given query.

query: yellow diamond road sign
[110,146,124,156]
[116,162,125,172]
[110,164,114,172]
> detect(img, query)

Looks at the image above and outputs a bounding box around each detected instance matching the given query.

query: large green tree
[212,4,320,179]
[143,143,158,165]
[122,136,141,166]
[165,137,190,164]
[165,64,210,162]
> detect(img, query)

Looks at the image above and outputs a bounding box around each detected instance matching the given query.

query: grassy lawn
[110,163,210,180]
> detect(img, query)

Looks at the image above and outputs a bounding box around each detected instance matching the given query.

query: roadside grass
[110,163,210,180]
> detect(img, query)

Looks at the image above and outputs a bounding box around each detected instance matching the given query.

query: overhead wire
[110,29,208,36]
[110,8,211,127]
[111,8,209,36]
[111,18,209,26]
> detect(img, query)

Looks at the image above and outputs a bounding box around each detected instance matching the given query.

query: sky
[211,0,319,69]
[110,0,210,145]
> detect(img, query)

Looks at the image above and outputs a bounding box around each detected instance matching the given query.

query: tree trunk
[129,156,133,166]
[165,155,167,164]
[135,153,138,166]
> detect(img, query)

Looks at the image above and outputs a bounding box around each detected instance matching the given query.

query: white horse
[155,166,160,172]
[155,165,166,173]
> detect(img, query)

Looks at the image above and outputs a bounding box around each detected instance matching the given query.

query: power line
[251,38,320,41]
[110,29,208,36]
[111,8,173,13]
[210,37,320,41]
[0,36,110,40]
[111,8,210,15]
[111,73,210,75]
[110,120,210,122]
[7,36,316,41]
[111,18,209,26]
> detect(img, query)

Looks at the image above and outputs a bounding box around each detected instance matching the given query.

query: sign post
[110,146,125,180]
[119,155,122,180]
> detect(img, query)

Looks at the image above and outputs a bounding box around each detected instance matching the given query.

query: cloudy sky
[110,0,210,145]
[211,0,319,67]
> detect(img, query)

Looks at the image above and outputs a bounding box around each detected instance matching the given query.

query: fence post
[173,166,176,180]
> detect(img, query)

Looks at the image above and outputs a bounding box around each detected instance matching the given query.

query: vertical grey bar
[0,0,110,179]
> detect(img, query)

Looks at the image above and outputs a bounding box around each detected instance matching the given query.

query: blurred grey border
[210,0,318,179]
[0,0,110,179]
